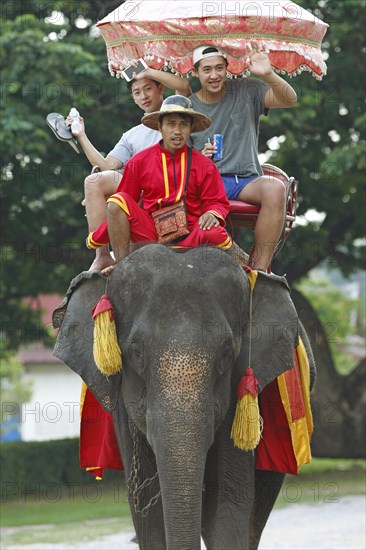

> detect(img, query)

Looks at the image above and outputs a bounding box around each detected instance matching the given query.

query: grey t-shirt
[108,124,161,165]
[190,78,269,178]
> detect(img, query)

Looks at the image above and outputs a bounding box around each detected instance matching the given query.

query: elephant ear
[53,271,122,412]
[249,272,299,391]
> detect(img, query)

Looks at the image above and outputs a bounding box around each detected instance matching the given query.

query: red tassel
[236,367,259,400]
[92,294,114,321]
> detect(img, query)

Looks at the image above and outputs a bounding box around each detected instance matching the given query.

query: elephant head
[53,244,301,550]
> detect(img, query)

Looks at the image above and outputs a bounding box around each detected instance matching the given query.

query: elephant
[53,244,315,550]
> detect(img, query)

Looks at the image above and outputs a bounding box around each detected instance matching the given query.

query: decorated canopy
[97,0,328,79]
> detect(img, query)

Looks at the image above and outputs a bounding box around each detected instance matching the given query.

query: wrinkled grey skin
[53,245,315,550]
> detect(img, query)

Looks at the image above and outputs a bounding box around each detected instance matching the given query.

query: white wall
[20,364,82,441]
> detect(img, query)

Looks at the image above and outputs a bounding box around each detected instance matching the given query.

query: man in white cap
[190,42,298,271]
[86,95,232,273]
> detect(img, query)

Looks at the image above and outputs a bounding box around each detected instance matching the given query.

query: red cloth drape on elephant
[256,340,313,474]
[80,384,123,479]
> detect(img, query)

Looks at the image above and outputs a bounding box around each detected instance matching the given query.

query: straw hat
[141,95,211,133]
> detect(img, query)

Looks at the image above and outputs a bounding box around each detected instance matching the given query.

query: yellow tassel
[92,294,122,376]
[231,367,263,451]
[231,392,263,451]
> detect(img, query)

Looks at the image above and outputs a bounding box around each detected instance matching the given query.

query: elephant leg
[202,419,256,550]
[248,469,286,549]
[114,408,166,549]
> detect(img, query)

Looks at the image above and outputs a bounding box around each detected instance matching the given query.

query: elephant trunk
[146,345,215,549]
[150,412,210,550]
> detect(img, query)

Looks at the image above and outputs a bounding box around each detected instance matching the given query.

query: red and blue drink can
[212,134,223,160]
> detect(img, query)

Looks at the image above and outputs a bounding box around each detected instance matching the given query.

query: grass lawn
[1,481,131,527]
[1,481,133,547]
[1,458,365,547]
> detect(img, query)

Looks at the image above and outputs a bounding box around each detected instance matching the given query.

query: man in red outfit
[87,95,232,274]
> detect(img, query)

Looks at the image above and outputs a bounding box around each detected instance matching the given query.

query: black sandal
[46,112,80,154]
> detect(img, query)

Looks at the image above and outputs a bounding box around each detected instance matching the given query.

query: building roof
[18,342,63,365]
[23,294,63,326]
[19,294,64,365]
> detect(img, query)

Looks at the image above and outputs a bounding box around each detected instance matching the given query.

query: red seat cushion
[229,200,260,215]
[227,165,296,240]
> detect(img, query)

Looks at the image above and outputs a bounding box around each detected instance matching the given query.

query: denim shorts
[222,175,258,200]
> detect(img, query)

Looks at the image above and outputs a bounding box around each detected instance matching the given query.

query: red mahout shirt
[116,141,229,226]
[88,142,230,248]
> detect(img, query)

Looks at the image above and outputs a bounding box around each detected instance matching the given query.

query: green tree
[1,0,140,356]
[296,277,360,374]
[264,0,365,457]
[266,0,365,280]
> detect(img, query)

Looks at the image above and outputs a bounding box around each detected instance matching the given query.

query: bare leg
[101,202,131,276]
[84,170,121,271]
[238,176,286,271]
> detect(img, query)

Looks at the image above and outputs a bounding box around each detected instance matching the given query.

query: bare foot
[101,264,117,276]
[88,255,116,273]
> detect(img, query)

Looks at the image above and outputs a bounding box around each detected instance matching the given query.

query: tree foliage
[1,0,140,355]
[1,0,365,355]
[296,277,361,374]
[268,0,365,279]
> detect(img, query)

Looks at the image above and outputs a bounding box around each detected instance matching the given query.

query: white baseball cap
[193,46,227,65]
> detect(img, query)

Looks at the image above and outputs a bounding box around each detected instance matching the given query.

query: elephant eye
[129,341,142,360]
[217,342,234,375]
[125,340,146,377]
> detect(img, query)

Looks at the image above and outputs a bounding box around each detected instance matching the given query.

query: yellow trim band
[87,234,104,249]
[159,153,169,207]
[176,151,186,202]
[218,236,233,250]
[207,209,226,225]
[277,338,313,471]
[107,195,131,217]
